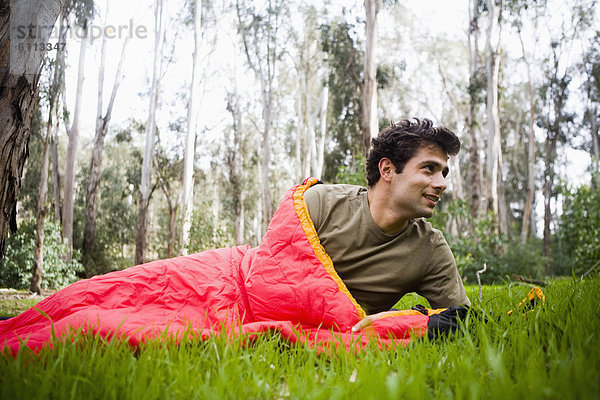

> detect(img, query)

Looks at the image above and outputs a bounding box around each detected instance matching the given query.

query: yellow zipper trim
[292,178,367,319]
[375,307,448,320]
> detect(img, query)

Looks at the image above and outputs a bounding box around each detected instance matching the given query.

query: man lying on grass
[0,118,470,355]
[304,118,470,333]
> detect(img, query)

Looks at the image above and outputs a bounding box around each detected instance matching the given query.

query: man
[303,118,470,331]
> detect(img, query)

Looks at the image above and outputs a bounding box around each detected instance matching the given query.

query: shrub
[0,219,83,290]
[431,199,547,284]
[186,205,233,253]
[554,179,600,276]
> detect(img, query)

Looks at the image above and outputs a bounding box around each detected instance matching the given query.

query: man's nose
[432,173,447,191]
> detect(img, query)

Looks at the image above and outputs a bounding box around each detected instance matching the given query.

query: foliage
[320,20,363,182]
[333,150,368,186]
[1,280,599,399]
[554,179,600,275]
[0,219,83,290]
[186,204,233,254]
[76,128,142,276]
[431,200,547,284]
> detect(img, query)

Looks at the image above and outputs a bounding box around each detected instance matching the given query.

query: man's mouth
[423,194,439,205]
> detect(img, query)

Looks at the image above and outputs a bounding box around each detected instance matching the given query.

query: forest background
[1,0,599,294]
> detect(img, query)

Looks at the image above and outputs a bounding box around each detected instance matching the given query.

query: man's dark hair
[365,118,460,187]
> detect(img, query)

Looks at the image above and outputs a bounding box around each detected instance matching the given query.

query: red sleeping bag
[0,178,434,355]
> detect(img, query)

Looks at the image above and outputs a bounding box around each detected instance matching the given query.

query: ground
[0,288,54,317]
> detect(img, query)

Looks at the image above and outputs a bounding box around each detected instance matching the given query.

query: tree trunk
[467,0,482,223]
[31,124,50,295]
[51,132,61,223]
[135,0,164,265]
[31,13,67,294]
[227,92,245,245]
[63,25,89,262]
[295,73,306,181]
[543,135,557,267]
[519,29,537,242]
[485,0,499,217]
[236,0,282,232]
[260,94,272,230]
[83,10,129,260]
[180,0,203,255]
[0,0,60,261]
[361,0,380,156]
[315,81,328,178]
[485,0,506,236]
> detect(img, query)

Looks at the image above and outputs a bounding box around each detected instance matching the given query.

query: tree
[0,0,61,261]
[484,0,509,235]
[135,0,165,265]
[580,32,600,188]
[361,0,381,156]
[31,15,68,294]
[236,0,286,233]
[467,0,484,224]
[515,16,542,240]
[83,3,129,264]
[62,22,89,261]
[179,0,203,255]
[289,5,328,181]
[226,92,245,245]
[320,20,363,182]
[539,42,573,270]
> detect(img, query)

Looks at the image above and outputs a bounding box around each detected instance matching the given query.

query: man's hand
[351,311,398,332]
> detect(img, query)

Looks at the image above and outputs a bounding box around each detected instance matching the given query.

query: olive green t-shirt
[304,184,470,314]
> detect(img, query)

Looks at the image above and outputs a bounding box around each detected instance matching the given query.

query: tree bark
[467,0,482,223]
[518,28,537,242]
[485,0,509,237]
[51,132,61,222]
[0,0,60,261]
[135,0,164,265]
[361,0,380,157]
[236,0,283,232]
[83,8,129,259]
[31,12,67,294]
[180,0,203,255]
[315,81,328,178]
[226,92,244,245]
[62,24,89,262]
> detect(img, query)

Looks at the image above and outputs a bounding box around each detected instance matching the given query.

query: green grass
[1,279,599,399]
[0,289,45,316]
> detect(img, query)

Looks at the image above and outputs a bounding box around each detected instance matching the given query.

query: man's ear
[378,158,395,183]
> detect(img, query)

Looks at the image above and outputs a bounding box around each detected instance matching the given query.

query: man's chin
[421,208,435,218]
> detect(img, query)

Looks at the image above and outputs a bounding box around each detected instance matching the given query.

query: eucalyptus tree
[135,0,166,265]
[82,1,130,263]
[62,19,91,262]
[467,0,484,223]
[31,15,67,294]
[580,32,600,188]
[361,0,381,156]
[538,0,596,270]
[179,0,204,255]
[484,0,509,235]
[288,4,328,181]
[0,0,61,261]
[320,20,364,182]
[235,0,288,233]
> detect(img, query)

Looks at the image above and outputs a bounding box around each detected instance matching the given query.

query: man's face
[388,144,449,220]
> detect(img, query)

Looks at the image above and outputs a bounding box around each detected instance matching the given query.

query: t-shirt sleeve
[416,232,471,308]
[303,186,323,232]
